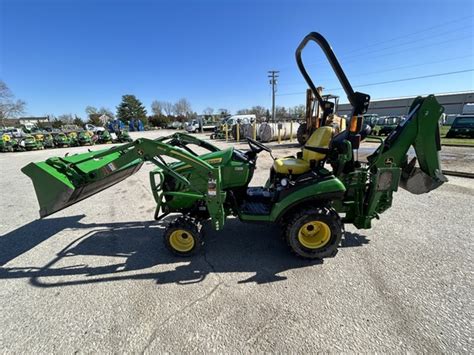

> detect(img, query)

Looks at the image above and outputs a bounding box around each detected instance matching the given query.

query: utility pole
[268,70,279,121]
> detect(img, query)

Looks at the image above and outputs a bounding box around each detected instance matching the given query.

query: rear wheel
[285,207,343,259]
[164,217,203,257]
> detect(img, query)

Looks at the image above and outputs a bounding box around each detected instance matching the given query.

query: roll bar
[295,32,371,120]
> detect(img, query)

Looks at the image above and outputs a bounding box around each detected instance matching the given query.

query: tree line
[1,79,307,130]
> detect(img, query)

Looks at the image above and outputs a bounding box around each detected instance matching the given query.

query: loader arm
[22,138,227,230]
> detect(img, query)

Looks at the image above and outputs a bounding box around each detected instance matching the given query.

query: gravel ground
[0,130,472,353]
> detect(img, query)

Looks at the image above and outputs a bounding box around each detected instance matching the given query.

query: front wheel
[285,207,343,259]
[164,217,203,257]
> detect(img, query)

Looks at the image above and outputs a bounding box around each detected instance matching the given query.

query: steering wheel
[247,137,272,154]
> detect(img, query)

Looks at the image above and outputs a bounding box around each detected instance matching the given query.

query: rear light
[350,116,358,133]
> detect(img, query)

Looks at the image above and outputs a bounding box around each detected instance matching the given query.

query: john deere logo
[385,157,393,165]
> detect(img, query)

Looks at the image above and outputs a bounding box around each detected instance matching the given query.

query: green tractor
[97,130,113,144]
[42,133,55,149]
[116,129,133,143]
[23,134,44,150]
[0,133,14,152]
[53,132,71,148]
[22,33,447,259]
[78,131,94,146]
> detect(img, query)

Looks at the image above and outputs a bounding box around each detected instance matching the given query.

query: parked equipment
[53,132,71,147]
[42,133,55,149]
[297,89,342,145]
[446,115,474,138]
[0,133,14,152]
[23,32,447,260]
[97,130,113,144]
[116,130,133,143]
[78,131,94,146]
[23,135,43,150]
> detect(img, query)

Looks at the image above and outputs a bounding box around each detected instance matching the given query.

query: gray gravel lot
[0,130,472,353]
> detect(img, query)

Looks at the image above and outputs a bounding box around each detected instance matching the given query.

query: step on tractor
[23,32,447,259]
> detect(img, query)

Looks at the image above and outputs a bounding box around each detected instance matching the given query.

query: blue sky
[1,0,473,117]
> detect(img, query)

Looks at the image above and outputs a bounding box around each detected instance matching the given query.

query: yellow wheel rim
[169,229,195,252]
[298,221,331,249]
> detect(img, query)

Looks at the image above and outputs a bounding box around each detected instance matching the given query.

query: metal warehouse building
[337,91,474,116]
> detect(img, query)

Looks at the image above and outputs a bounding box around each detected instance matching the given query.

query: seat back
[302,126,333,162]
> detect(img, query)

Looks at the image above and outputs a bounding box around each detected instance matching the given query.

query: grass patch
[440,125,473,146]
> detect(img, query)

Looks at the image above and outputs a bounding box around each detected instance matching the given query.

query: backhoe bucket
[22,149,143,218]
[399,95,448,194]
[399,161,447,195]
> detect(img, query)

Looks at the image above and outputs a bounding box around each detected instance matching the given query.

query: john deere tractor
[23,134,44,150]
[22,33,447,259]
[0,133,14,152]
[53,132,71,147]
[78,131,94,146]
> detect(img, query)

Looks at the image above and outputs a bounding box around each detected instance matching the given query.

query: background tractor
[22,32,447,260]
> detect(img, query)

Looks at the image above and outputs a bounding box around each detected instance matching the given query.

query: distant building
[337,91,474,117]
[1,116,50,129]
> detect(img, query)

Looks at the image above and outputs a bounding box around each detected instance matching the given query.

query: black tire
[285,207,343,259]
[164,216,203,257]
[296,123,309,146]
[445,131,454,138]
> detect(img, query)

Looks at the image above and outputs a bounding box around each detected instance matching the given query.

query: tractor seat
[273,126,333,175]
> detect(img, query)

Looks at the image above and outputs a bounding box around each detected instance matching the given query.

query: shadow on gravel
[0,215,369,287]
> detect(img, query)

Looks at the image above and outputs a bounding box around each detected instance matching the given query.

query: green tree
[149,115,170,128]
[116,95,147,125]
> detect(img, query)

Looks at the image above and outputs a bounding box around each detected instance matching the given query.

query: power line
[277,69,474,97]
[276,15,473,71]
[280,32,472,73]
[268,70,279,120]
[278,54,474,87]
[345,15,474,54]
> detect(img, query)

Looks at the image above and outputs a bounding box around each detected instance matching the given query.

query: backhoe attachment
[368,95,447,195]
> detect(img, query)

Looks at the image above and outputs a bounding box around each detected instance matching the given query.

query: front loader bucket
[22,149,143,218]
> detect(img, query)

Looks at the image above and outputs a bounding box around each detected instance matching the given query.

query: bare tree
[57,114,75,124]
[217,108,230,117]
[174,98,192,118]
[85,106,114,120]
[291,104,306,118]
[85,106,98,116]
[202,107,214,116]
[0,81,26,125]
[236,108,250,115]
[250,106,267,117]
[275,106,288,118]
[162,101,174,116]
[151,100,164,116]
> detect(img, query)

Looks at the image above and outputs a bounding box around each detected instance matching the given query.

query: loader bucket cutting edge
[22,159,143,218]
